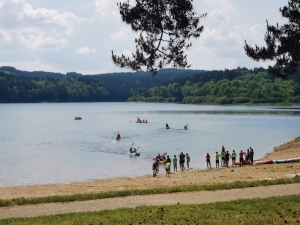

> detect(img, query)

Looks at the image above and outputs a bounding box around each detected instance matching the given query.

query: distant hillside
[128,67,300,104]
[0,67,206,103]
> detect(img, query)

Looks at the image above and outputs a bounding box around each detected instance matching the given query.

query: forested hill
[128,67,300,104]
[0,67,205,103]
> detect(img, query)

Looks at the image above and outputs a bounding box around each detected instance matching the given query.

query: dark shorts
[206,159,210,163]
[232,157,236,160]
[216,160,219,163]
[166,169,170,172]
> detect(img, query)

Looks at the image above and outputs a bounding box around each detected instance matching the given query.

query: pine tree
[111,0,206,76]
[244,0,300,79]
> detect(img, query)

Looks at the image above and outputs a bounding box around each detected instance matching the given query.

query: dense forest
[0,67,204,103]
[128,68,300,104]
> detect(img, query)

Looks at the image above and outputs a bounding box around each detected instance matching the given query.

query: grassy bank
[1,177,299,208]
[1,194,300,224]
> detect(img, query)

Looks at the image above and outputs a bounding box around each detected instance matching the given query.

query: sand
[0,137,299,200]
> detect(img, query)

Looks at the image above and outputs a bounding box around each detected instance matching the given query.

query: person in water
[184,124,188,129]
[173,155,177,172]
[166,123,170,129]
[186,153,190,168]
[179,152,185,171]
[116,131,121,139]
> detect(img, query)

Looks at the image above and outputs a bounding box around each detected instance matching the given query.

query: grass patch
[0,177,300,208]
[1,195,300,224]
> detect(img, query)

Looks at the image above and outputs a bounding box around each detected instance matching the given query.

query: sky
[0,0,288,75]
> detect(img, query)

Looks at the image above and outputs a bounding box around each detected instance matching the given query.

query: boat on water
[136,117,148,123]
[74,116,82,120]
[129,147,140,156]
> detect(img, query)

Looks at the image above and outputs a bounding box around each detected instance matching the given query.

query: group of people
[206,146,255,169]
[152,152,191,178]
[136,118,148,123]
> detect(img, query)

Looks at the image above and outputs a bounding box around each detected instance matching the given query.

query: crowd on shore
[152,146,254,178]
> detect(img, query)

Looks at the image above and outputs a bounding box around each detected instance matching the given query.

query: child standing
[186,153,190,169]
[173,155,178,172]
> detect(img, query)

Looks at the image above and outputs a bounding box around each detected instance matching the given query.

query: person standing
[206,153,212,169]
[173,155,178,172]
[186,153,190,169]
[215,152,221,168]
[231,150,237,167]
[152,160,158,177]
[165,162,171,178]
[179,152,185,171]
[225,151,231,167]
[250,148,254,165]
[239,150,244,167]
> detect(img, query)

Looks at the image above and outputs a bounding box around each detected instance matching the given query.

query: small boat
[254,160,275,165]
[129,147,140,156]
[74,116,82,120]
[153,152,167,163]
[275,157,300,164]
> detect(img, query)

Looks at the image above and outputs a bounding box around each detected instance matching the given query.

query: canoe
[254,160,275,165]
[275,157,300,164]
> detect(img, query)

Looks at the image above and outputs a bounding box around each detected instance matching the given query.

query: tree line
[0,68,204,103]
[128,68,300,104]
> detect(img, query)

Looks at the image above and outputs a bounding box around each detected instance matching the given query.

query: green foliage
[0,68,204,103]
[2,194,300,224]
[0,177,299,208]
[135,68,300,104]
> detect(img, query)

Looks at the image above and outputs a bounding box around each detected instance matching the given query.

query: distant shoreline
[0,137,299,200]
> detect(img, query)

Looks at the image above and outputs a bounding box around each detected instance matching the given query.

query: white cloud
[23,3,84,35]
[19,33,68,50]
[110,28,129,41]
[0,30,12,42]
[94,0,127,17]
[74,47,97,55]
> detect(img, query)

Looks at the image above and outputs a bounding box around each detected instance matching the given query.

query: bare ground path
[0,183,299,220]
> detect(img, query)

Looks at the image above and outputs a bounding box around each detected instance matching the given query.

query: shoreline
[0,137,299,200]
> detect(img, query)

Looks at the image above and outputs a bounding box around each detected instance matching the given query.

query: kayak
[275,157,300,164]
[254,160,275,165]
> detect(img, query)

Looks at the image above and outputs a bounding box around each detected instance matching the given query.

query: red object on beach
[254,160,275,165]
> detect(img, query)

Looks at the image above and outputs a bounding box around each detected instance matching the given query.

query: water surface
[0,103,299,187]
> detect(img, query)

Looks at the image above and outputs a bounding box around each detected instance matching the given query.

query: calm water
[0,103,299,187]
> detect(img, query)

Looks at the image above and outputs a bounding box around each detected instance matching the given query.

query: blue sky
[0,0,287,75]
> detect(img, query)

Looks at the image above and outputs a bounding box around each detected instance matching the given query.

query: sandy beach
[0,137,299,200]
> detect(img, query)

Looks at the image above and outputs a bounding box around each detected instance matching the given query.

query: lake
[0,102,299,187]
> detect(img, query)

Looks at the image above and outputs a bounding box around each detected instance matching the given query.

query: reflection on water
[0,103,299,187]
